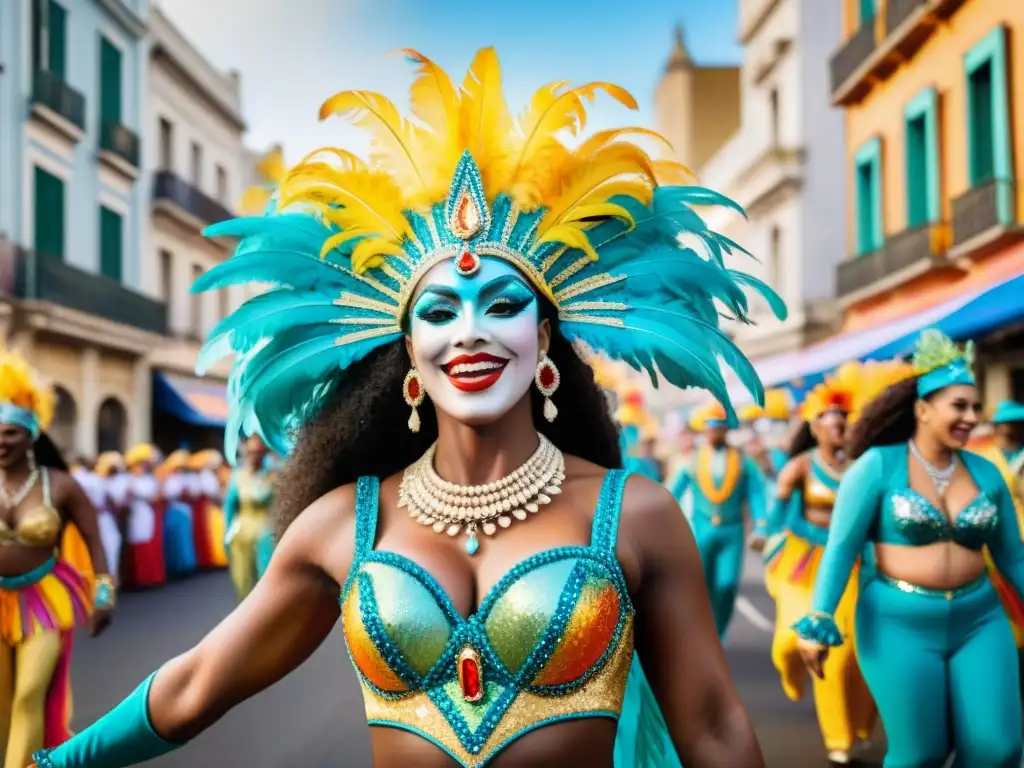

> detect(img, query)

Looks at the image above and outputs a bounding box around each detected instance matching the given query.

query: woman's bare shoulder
[277,481,363,579]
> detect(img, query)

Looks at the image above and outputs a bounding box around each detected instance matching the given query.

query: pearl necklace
[0,452,40,510]
[909,440,958,497]
[399,434,566,555]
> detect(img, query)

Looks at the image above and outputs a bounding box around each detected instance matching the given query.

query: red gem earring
[403,367,426,433]
[535,355,560,422]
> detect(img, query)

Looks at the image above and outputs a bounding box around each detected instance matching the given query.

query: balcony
[837,222,951,302]
[950,179,1023,259]
[831,0,966,106]
[6,248,167,335]
[99,120,141,177]
[30,69,85,141]
[735,144,804,214]
[153,171,234,230]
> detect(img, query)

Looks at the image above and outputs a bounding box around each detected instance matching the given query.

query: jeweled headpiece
[195,48,785,456]
[912,329,975,398]
[0,344,54,438]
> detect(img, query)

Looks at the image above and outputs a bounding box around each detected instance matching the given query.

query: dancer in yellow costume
[223,435,275,601]
[969,400,1024,648]
[765,361,909,763]
[0,345,114,768]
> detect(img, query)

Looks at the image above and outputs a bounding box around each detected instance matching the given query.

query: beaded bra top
[0,468,61,548]
[341,470,634,767]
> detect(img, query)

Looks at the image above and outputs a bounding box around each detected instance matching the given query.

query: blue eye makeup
[411,271,537,324]
[413,295,458,324]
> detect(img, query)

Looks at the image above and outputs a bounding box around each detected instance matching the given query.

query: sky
[155,0,742,163]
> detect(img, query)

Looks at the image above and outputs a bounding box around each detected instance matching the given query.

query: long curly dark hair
[787,422,815,460]
[274,300,622,535]
[846,375,925,460]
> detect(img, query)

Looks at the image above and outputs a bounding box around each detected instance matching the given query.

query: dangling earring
[403,367,426,433]
[535,354,560,422]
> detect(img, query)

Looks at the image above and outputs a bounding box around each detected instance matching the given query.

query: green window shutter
[31,0,44,72]
[854,138,883,255]
[859,0,875,25]
[904,88,940,227]
[99,207,123,281]
[965,26,1010,187]
[47,0,66,79]
[100,37,122,123]
[34,167,65,260]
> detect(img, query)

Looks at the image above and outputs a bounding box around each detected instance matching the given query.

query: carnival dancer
[223,435,275,601]
[88,454,124,586]
[794,330,1024,767]
[616,390,663,482]
[122,445,165,589]
[30,48,784,768]
[0,345,114,768]
[763,362,904,763]
[670,400,769,638]
[158,450,197,578]
[99,455,131,584]
[189,450,229,568]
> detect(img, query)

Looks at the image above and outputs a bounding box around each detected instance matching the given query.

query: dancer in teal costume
[30,48,779,768]
[620,424,663,483]
[671,402,768,638]
[794,330,1024,768]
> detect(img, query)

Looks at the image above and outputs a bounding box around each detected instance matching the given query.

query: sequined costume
[670,401,767,638]
[34,48,782,768]
[222,465,275,600]
[0,346,95,768]
[794,336,1024,767]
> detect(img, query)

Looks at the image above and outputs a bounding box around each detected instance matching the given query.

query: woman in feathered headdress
[120,444,166,589]
[793,330,1024,766]
[762,360,910,762]
[158,450,198,579]
[670,399,769,640]
[188,450,229,569]
[222,434,276,601]
[614,389,663,483]
[0,344,114,767]
[34,49,782,768]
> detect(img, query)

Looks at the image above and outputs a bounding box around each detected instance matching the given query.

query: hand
[797,637,828,679]
[89,608,114,637]
[747,532,766,552]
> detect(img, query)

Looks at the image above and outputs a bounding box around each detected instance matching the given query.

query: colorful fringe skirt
[0,555,92,749]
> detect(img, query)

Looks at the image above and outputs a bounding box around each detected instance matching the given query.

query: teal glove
[34,673,183,767]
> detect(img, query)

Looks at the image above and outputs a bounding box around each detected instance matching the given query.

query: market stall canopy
[153,371,229,427]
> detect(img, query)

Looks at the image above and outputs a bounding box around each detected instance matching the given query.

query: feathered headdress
[194,48,786,457]
[802,359,914,423]
[125,443,160,470]
[0,344,54,438]
[688,400,729,432]
[738,403,764,423]
[762,389,793,422]
[95,452,125,477]
[239,146,286,216]
[912,329,975,397]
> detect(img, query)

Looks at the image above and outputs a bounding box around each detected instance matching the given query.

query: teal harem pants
[855,575,1022,767]
[689,515,744,638]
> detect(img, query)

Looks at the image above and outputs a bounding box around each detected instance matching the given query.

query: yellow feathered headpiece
[801,360,914,423]
[125,443,159,470]
[0,344,54,437]
[738,403,764,423]
[188,449,224,471]
[158,449,191,480]
[762,389,793,421]
[688,400,729,432]
[239,145,286,216]
[95,451,125,477]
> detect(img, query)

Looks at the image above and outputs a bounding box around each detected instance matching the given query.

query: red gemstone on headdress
[539,363,556,389]
[456,249,479,275]
[407,377,420,400]
[460,654,482,701]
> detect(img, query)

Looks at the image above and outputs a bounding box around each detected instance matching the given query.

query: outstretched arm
[34,487,355,768]
[628,478,764,767]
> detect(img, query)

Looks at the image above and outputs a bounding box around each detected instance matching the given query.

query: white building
[143,5,246,451]
[701,0,846,361]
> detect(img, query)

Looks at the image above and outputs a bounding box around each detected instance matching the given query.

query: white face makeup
[408,258,543,426]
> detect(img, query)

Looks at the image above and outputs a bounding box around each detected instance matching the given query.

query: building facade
[700,0,848,361]
[144,5,244,453]
[830,0,1024,402]
[0,0,158,459]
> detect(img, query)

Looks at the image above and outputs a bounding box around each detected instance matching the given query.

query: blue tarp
[153,371,228,428]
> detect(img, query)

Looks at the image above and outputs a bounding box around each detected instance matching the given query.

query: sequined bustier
[0,468,61,548]
[880,489,997,549]
[804,454,840,508]
[341,470,634,767]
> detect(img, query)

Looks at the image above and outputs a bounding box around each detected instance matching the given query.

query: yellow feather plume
[239,187,273,217]
[0,344,54,430]
[256,147,286,185]
[459,48,515,200]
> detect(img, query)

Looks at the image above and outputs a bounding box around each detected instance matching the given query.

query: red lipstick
[441,353,509,393]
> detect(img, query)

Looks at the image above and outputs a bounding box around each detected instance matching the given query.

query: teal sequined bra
[340,470,636,767]
[885,489,998,549]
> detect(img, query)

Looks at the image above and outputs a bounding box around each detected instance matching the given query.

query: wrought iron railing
[153,171,233,225]
[31,69,86,131]
[952,179,1017,246]
[100,119,141,168]
[829,24,877,97]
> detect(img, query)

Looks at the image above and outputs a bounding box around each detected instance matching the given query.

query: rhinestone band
[398,434,566,555]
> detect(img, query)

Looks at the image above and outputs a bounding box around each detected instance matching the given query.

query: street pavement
[69,552,885,767]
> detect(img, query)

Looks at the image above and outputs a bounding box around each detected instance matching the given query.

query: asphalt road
[68,554,885,767]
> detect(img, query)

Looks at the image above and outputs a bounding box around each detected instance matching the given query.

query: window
[34,166,65,259]
[191,142,202,187]
[159,118,174,170]
[769,88,779,145]
[904,88,939,228]
[159,249,173,301]
[854,137,883,255]
[32,0,67,77]
[965,27,1009,188]
[190,263,203,336]
[99,36,122,124]
[859,0,875,25]
[99,206,123,281]
[215,165,228,202]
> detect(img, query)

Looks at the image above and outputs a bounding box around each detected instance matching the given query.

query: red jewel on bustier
[458,647,483,702]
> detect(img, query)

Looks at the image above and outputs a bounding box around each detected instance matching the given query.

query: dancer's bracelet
[94,575,117,610]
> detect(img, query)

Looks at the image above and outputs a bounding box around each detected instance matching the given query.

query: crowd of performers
[610,329,1024,767]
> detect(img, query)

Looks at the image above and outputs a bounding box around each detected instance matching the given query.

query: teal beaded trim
[790,612,843,647]
[876,573,987,599]
[590,469,628,555]
[809,455,841,492]
[342,475,381,599]
[31,750,54,768]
